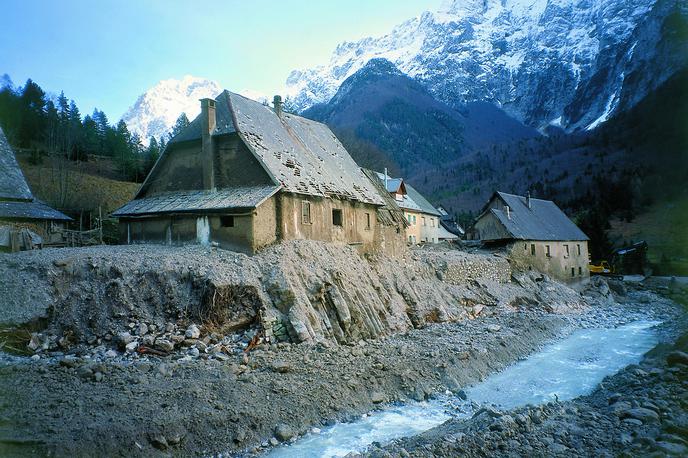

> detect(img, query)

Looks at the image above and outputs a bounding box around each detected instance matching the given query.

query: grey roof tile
[0,200,72,221]
[0,127,32,201]
[112,185,279,217]
[488,191,588,241]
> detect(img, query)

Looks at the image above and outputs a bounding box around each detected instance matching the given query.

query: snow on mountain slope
[121,76,222,145]
[285,0,685,131]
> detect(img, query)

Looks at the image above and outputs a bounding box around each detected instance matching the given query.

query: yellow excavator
[589,260,613,275]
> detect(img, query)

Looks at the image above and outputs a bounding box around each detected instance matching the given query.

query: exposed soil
[0,243,683,457]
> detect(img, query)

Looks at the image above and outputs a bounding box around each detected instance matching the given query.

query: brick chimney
[273,95,282,118]
[200,98,216,190]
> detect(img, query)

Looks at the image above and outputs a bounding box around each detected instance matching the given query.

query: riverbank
[0,244,683,457]
[364,290,688,457]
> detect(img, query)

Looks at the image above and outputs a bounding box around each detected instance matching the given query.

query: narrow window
[422,217,426,226]
[332,209,343,226]
[431,219,435,227]
[301,201,311,224]
[365,212,371,230]
[531,244,535,255]
[546,245,551,257]
[413,215,417,225]
[524,243,528,251]
[577,244,581,256]
[408,235,413,243]
[564,244,569,257]
[571,267,575,277]
[578,266,582,276]
[220,215,234,227]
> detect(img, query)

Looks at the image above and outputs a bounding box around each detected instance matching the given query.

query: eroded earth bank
[0,242,685,457]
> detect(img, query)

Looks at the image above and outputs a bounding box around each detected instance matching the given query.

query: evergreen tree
[169,112,190,140]
[18,79,47,148]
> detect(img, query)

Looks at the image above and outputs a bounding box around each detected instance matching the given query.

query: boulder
[274,423,294,442]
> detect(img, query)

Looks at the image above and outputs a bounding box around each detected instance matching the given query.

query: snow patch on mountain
[284,0,662,130]
[121,76,221,145]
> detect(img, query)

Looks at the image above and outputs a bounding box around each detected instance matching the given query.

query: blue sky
[1,0,438,120]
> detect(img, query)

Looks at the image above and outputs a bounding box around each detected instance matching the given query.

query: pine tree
[18,79,47,148]
[169,112,190,140]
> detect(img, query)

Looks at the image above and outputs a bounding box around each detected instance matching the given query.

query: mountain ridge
[286,0,687,131]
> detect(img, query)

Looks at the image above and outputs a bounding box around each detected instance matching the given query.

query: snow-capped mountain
[285,0,687,131]
[121,75,222,145]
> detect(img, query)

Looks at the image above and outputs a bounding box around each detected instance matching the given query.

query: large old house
[376,171,442,244]
[113,92,406,254]
[473,191,589,282]
[0,126,71,251]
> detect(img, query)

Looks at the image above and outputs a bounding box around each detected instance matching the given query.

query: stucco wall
[252,197,277,250]
[215,135,273,187]
[508,240,590,282]
[473,211,512,241]
[143,143,204,195]
[277,193,379,253]
[402,210,441,244]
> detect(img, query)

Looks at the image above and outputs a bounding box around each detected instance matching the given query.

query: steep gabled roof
[373,172,440,216]
[483,191,588,241]
[0,127,32,201]
[126,91,383,213]
[228,92,383,205]
[0,127,71,222]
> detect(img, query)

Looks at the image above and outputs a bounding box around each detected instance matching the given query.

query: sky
[0,0,439,120]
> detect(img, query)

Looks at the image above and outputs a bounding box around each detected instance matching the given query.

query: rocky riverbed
[364,290,688,458]
[0,243,684,457]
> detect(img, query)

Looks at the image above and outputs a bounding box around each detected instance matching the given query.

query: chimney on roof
[200,98,216,190]
[273,95,283,118]
[505,205,511,220]
[526,191,531,209]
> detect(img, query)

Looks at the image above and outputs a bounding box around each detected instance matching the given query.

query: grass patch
[609,195,688,276]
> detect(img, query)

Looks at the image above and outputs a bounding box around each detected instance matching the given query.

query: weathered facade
[113,92,403,254]
[0,127,71,251]
[473,192,590,282]
[375,171,442,244]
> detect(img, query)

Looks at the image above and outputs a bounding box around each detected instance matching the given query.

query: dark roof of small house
[361,168,409,228]
[112,185,279,217]
[160,91,383,207]
[0,126,33,201]
[0,199,72,221]
[483,191,588,241]
[0,127,71,222]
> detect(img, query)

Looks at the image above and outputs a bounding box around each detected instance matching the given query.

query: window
[577,244,581,256]
[301,201,311,224]
[564,244,570,257]
[365,212,371,230]
[571,267,575,277]
[524,243,528,251]
[531,244,535,256]
[220,216,234,227]
[431,219,435,227]
[546,245,551,257]
[332,209,343,226]
[422,217,426,226]
[408,235,413,243]
[395,193,403,202]
[412,215,417,225]
[578,266,582,276]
